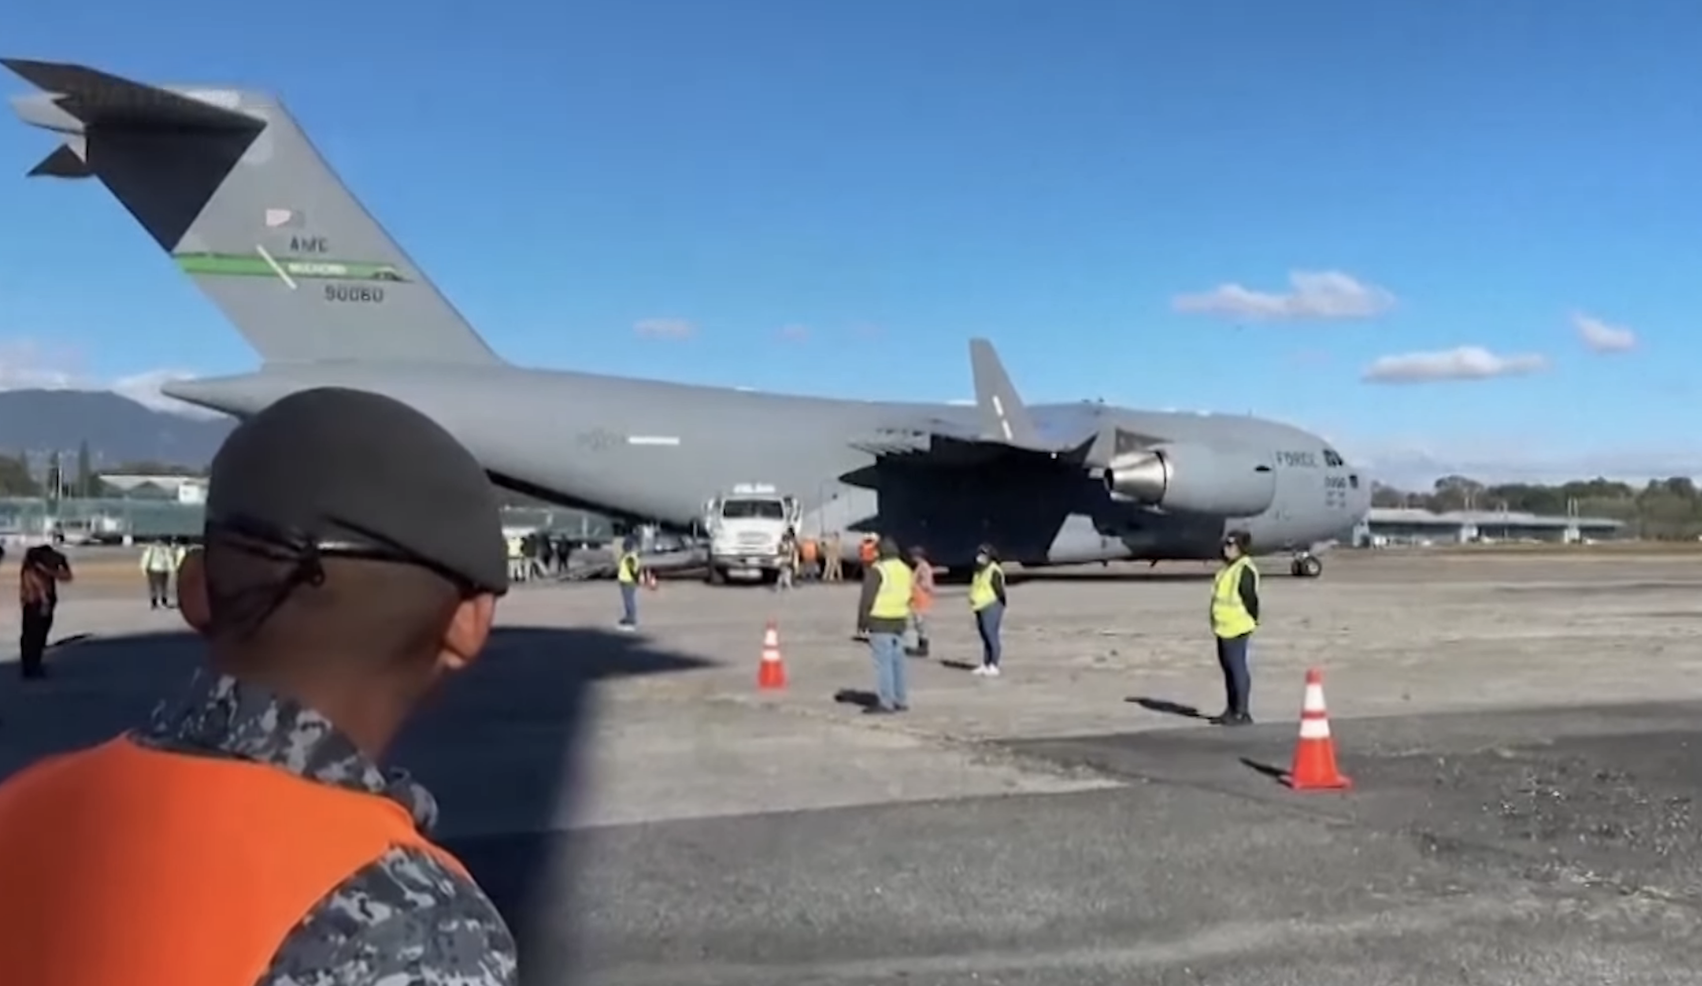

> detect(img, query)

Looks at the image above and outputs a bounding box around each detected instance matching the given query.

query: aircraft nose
[1349,470,1372,517]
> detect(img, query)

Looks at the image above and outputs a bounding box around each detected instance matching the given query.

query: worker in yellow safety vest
[1209,529,1260,726]
[855,537,912,714]
[616,535,644,632]
[967,543,1007,677]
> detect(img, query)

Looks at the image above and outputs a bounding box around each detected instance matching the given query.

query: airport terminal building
[1356,507,1626,546]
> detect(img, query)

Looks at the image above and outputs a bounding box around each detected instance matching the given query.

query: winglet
[969,337,1042,447]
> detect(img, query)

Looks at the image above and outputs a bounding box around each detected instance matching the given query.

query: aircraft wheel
[1298,555,1323,579]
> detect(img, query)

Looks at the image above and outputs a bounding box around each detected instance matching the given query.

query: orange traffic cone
[757,620,787,691]
[1285,668,1351,791]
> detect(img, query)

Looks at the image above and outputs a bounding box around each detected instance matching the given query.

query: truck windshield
[720,498,786,520]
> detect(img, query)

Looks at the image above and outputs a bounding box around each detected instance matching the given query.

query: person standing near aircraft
[907,545,934,657]
[0,387,518,984]
[856,538,912,714]
[616,535,644,631]
[822,532,843,582]
[968,544,1007,677]
[169,538,188,606]
[798,534,819,582]
[1209,529,1260,726]
[17,544,71,680]
[140,539,174,609]
[776,527,798,591]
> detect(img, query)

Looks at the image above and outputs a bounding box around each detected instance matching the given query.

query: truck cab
[703,483,801,585]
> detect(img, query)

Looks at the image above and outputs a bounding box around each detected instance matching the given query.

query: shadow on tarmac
[0,624,710,986]
[1006,569,1217,586]
[1126,696,1208,719]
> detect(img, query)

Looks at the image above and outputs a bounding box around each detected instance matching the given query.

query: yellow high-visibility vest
[617,552,640,584]
[869,558,914,620]
[1210,556,1259,638]
[968,561,1004,612]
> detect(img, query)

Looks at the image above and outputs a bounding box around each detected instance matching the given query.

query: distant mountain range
[0,390,234,470]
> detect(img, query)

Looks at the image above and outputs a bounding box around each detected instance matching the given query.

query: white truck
[702,483,801,585]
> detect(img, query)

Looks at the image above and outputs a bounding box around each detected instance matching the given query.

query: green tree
[74,440,94,499]
[1377,473,1702,540]
[0,455,38,496]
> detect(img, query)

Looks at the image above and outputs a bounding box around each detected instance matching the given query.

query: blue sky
[2,0,1699,485]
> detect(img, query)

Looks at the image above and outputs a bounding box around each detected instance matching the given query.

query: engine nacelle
[1102,443,1277,516]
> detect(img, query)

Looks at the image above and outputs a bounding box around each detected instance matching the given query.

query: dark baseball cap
[204,387,508,595]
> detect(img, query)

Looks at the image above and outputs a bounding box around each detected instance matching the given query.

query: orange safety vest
[0,735,472,986]
[799,539,818,564]
[910,562,935,612]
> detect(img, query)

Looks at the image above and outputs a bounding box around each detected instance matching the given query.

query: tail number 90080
[325,285,384,304]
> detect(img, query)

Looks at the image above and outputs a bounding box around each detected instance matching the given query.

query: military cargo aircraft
[5,57,1372,575]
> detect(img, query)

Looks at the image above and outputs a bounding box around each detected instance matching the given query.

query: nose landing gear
[1289,553,1323,578]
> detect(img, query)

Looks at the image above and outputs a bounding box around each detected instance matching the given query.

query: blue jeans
[619,583,637,626]
[868,632,908,709]
[975,602,1004,667]
[1215,632,1251,715]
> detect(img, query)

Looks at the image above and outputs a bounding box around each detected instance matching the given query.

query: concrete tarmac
[3,550,1701,983]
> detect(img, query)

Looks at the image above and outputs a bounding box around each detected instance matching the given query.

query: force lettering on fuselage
[325,284,384,303]
[1276,450,1318,468]
[288,235,328,254]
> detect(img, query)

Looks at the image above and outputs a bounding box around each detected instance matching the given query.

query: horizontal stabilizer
[970,337,1043,447]
[3,58,261,136]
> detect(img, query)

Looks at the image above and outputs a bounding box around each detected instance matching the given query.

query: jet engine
[1102,443,1277,516]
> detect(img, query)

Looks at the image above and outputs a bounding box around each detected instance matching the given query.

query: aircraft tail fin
[3,57,503,366]
[969,337,1042,447]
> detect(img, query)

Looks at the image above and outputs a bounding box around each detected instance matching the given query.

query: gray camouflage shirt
[133,670,519,986]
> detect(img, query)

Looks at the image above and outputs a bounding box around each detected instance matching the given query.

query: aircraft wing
[849,338,1098,465]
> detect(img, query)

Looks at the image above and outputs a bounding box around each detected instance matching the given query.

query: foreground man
[0,387,518,985]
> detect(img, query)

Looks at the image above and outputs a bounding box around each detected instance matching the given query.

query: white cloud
[1362,346,1547,383]
[1172,270,1395,321]
[109,368,224,418]
[1572,311,1636,353]
[633,317,695,339]
[0,337,217,418]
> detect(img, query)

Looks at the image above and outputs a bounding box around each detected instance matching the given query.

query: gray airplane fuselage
[171,361,1371,567]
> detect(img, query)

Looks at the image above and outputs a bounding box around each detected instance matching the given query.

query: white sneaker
[970,665,988,676]
[982,665,1001,677]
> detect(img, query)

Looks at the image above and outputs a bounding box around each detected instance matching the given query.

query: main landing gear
[1289,553,1323,579]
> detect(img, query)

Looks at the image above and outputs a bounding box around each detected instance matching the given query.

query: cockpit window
[1322,448,1344,468]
